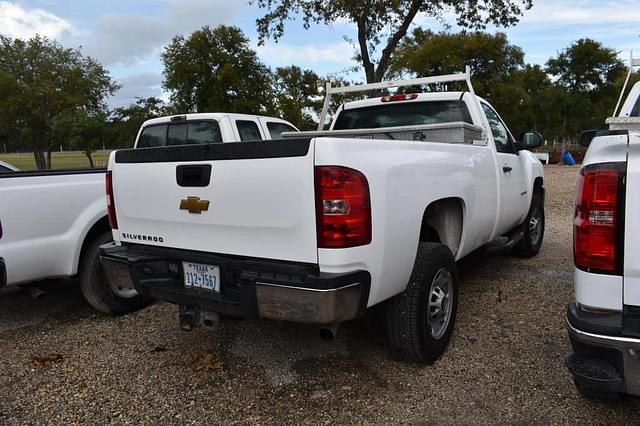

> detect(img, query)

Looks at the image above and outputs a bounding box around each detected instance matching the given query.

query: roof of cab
[341,91,468,110]
[140,113,295,128]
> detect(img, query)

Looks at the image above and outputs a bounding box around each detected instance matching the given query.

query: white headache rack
[317,66,475,131]
[613,50,640,117]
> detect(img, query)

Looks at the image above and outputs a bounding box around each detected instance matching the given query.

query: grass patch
[0,151,111,171]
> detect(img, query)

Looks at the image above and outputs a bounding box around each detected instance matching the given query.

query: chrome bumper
[567,320,640,396]
[255,282,362,324]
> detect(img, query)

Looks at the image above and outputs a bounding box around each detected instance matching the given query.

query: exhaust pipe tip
[319,324,338,341]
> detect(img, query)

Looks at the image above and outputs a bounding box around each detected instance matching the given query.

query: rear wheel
[386,242,458,363]
[79,232,151,315]
[513,190,544,257]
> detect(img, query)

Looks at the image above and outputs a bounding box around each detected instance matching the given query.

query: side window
[167,123,188,146]
[631,95,640,117]
[481,103,513,154]
[0,165,10,173]
[236,120,263,142]
[138,125,167,148]
[266,122,298,139]
[188,121,222,144]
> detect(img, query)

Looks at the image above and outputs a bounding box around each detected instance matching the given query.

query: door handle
[502,166,512,173]
[176,164,212,187]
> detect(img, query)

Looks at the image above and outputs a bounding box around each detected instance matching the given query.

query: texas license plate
[183,262,220,292]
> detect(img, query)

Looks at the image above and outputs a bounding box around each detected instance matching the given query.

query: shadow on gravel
[0,279,88,332]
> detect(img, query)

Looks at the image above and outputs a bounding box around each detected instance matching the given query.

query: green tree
[0,35,118,169]
[546,38,626,140]
[272,66,321,129]
[390,30,550,135]
[547,39,625,92]
[252,0,533,83]
[52,110,108,167]
[162,25,274,114]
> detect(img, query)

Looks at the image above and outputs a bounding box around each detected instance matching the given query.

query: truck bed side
[0,169,107,285]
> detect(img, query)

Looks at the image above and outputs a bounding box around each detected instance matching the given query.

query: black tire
[513,190,545,258]
[386,242,458,363]
[79,232,151,315]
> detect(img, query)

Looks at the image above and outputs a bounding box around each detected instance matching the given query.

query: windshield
[333,100,472,130]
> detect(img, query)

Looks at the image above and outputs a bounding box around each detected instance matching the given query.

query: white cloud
[414,0,640,29]
[85,0,245,65]
[108,72,164,108]
[255,41,355,67]
[0,1,73,40]
[521,1,640,25]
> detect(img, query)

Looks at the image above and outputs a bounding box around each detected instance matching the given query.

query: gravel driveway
[1,165,639,424]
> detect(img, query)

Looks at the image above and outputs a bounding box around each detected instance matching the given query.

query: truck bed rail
[282,121,484,145]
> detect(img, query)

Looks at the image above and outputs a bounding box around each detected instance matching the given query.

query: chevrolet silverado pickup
[566,71,640,398]
[0,113,298,315]
[102,69,545,362]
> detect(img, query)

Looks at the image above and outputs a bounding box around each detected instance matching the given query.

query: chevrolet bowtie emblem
[179,196,210,214]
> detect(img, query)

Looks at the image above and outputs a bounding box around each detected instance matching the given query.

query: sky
[0,0,639,108]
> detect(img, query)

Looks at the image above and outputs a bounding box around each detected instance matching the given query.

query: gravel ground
[1,164,639,424]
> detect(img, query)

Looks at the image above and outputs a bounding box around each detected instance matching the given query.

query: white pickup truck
[566,71,640,398]
[101,70,545,362]
[0,113,298,313]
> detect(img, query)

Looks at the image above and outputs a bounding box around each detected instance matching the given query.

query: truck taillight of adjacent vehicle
[574,163,625,273]
[106,171,118,230]
[315,166,371,248]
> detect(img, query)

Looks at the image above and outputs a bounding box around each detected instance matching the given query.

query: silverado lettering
[121,233,164,243]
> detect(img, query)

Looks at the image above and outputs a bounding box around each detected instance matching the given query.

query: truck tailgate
[110,140,318,264]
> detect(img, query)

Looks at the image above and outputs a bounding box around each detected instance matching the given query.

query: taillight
[106,171,118,230]
[381,93,418,102]
[315,166,371,248]
[574,163,624,273]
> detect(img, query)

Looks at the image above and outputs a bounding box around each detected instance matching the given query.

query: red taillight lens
[106,171,118,230]
[574,165,622,273]
[381,93,418,102]
[315,166,371,248]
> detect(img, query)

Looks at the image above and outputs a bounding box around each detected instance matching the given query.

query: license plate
[183,262,220,292]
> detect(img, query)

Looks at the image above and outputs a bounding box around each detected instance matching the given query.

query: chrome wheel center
[529,207,542,245]
[427,268,454,340]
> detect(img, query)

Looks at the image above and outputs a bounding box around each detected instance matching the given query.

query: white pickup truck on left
[0,113,298,314]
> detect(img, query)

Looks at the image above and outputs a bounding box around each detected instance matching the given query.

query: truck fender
[67,198,110,276]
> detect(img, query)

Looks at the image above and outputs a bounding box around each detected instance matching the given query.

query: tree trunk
[33,149,46,170]
[85,150,94,168]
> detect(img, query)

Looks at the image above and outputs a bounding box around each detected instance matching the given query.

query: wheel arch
[76,216,111,274]
[418,197,465,258]
[533,176,544,197]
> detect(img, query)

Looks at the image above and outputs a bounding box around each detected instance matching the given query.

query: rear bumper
[100,243,370,325]
[566,303,640,397]
[0,258,6,289]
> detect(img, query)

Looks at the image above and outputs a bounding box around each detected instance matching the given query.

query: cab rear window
[137,121,222,148]
[333,100,472,130]
[267,122,298,139]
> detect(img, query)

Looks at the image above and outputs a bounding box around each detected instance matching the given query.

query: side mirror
[518,131,544,150]
[579,130,599,147]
